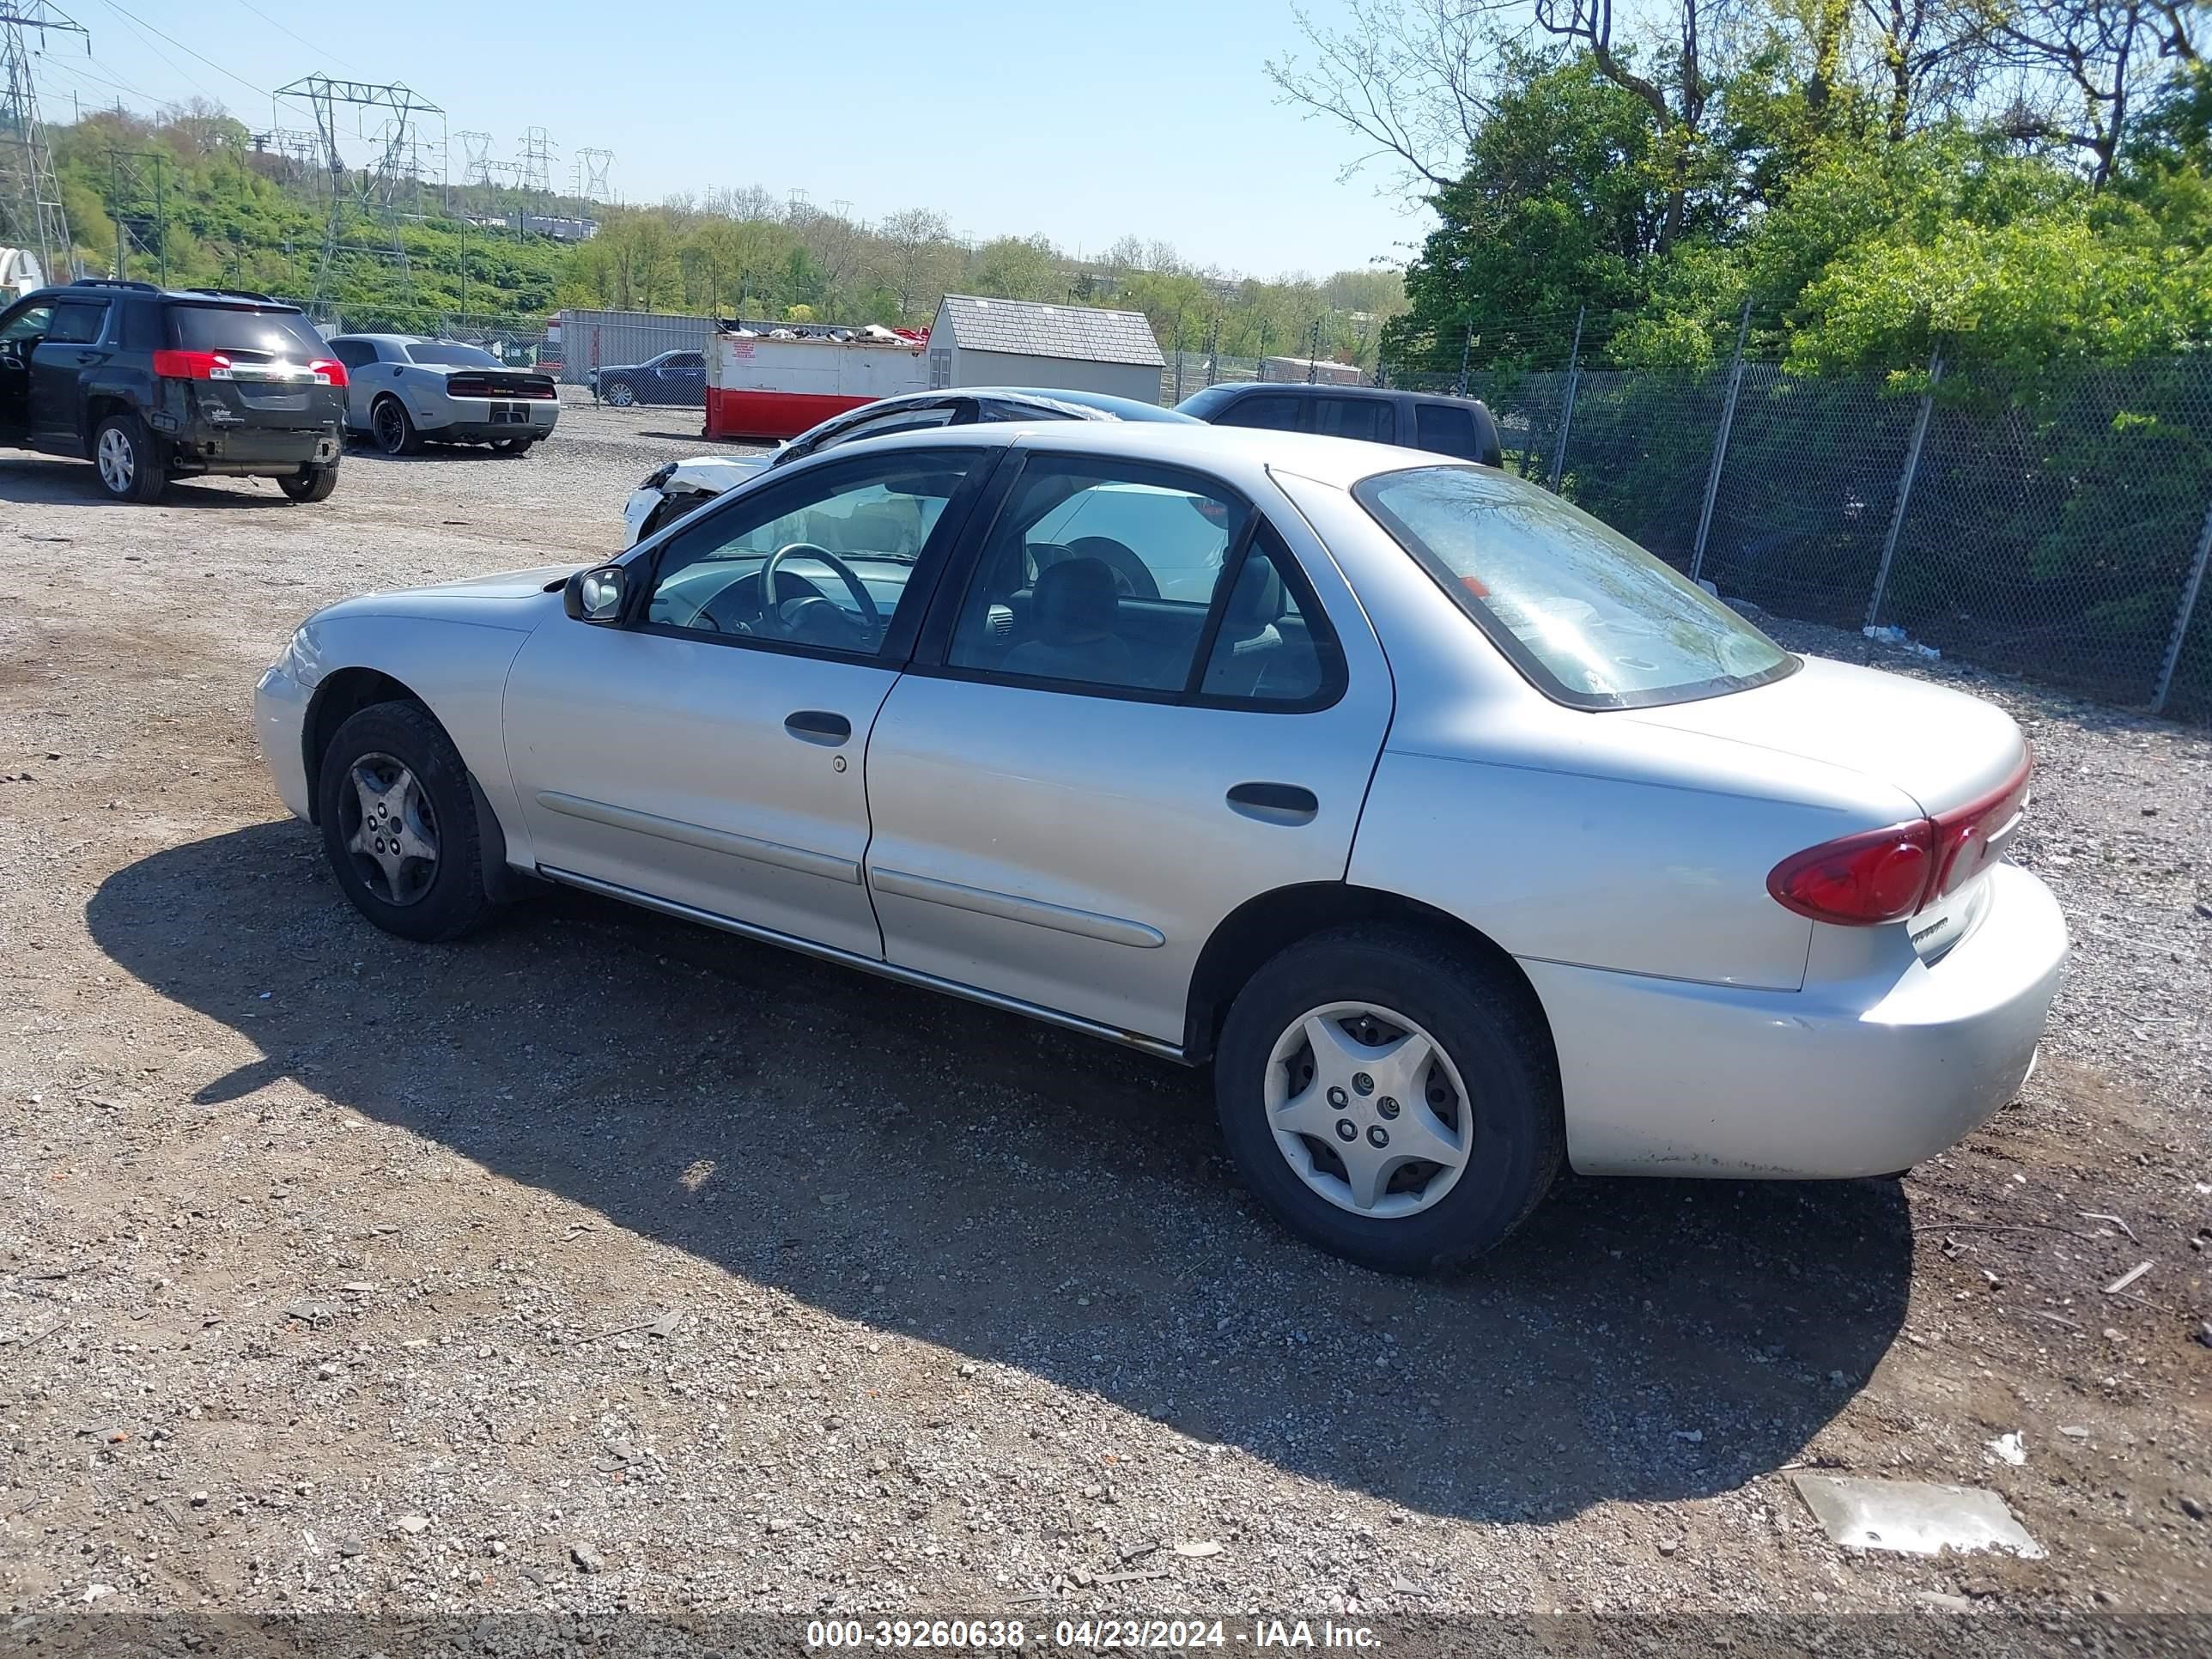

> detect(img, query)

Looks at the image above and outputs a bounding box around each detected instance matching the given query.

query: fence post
[1864,350,1944,630]
[2152,494,2212,714]
[1454,324,1473,398]
[1547,306,1586,492]
[1689,299,1753,583]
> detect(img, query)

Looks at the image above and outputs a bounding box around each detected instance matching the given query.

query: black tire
[317,702,495,944]
[91,412,167,502]
[279,462,339,501]
[601,380,636,408]
[371,396,421,455]
[490,436,534,454]
[1213,925,1564,1274]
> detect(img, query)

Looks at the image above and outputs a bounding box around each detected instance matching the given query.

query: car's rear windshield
[1353,465,1797,709]
[406,341,501,367]
[167,304,327,361]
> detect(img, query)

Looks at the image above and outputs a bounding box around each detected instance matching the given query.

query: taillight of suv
[152,349,349,387]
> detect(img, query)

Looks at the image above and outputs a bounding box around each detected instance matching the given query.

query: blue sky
[40,0,1434,278]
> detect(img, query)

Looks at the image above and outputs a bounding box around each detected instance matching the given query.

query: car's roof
[330,332,436,345]
[31,282,303,312]
[840,416,1450,491]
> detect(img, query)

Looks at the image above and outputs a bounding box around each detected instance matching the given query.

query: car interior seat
[1000,557,1136,684]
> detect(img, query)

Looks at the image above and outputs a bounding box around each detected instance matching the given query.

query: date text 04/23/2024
[804,1620,1383,1650]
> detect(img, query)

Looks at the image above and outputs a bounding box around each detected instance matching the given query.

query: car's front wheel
[370,396,421,455]
[601,380,636,408]
[317,702,495,943]
[279,462,338,501]
[92,413,167,502]
[1213,926,1564,1274]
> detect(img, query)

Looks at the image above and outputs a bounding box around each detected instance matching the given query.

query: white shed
[927,295,1164,405]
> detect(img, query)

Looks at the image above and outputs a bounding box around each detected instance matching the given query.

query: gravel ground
[0,413,2207,1639]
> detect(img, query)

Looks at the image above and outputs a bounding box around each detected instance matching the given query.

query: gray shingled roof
[934,295,1164,368]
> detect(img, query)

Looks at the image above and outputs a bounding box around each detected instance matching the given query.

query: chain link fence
[1380,353,2212,721]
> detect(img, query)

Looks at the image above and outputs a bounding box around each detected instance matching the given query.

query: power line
[227,0,356,74]
[88,0,212,101]
[95,0,266,97]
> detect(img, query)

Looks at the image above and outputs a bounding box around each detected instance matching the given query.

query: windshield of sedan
[1353,465,1796,709]
[406,341,501,367]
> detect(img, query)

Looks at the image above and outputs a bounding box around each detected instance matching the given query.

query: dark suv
[1177,383,1504,468]
[0,279,346,503]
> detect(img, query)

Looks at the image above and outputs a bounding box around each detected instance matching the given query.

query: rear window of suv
[167,304,328,362]
[1354,465,1797,709]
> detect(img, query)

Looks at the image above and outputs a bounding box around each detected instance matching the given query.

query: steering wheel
[762,542,882,634]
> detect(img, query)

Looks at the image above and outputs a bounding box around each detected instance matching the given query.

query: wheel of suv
[601,380,636,408]
[279,462,339,501]
[1213,925,1564,1274]
[370,396,421,455]
[92,412,167,503]
[317,702,495,943]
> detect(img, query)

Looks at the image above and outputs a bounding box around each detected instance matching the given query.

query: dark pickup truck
[0,279,346,502]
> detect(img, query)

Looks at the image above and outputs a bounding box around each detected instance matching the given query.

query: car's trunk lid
[1622,654,2026,817]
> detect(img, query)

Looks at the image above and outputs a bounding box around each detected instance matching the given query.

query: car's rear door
[861,445,1395,1044]
[501,442,999,959]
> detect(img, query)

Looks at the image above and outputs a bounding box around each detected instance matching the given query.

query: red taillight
[1768,750,2033,927]
[1768,821,1936,925]
[307,358,349,388]
[151,348,230,380]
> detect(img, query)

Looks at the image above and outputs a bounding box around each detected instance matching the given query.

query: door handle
[1227,781,1318,825]
[784,709,852,746]
[73,350,100,364]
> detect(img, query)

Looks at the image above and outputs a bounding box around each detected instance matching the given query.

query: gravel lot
[0,409,2207,1640]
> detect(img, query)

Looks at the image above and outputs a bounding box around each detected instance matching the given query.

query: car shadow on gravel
[89,823,1912,1526]
[0,458,289,507]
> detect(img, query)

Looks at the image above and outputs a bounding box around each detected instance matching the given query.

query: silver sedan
[252,423,2064,1273]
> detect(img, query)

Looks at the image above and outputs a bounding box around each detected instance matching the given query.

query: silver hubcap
[1265,1002,1472,1218]
[97,428,134,491]
[340,752,440,906]
[605,384,633,405]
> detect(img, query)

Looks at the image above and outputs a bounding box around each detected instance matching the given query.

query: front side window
[328,338,376,370]
[666,352,704,369]
[1,304,52,343]
[643,450,974,657]
[1354,465,1796,709]
[947,458,1249,693]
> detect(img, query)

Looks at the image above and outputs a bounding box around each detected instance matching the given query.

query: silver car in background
[325,333,559,456]
[253,423,2064,1274]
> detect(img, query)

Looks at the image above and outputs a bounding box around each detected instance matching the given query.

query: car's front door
[0,301,48,442]
[501,442,999,958]
[862,449,1395,1044]
[656,351,704,404]
[27,297,107,446]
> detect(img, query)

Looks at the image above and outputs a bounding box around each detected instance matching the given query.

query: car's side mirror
[564,563,629,623]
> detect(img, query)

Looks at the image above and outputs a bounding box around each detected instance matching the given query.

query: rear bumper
[1528,862,2068,1178]
[254,664,314,823]
[167,423,340,474]
[420,400,559,440]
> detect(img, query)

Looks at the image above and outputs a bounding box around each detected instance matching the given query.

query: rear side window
[1312,397,1390,442]
[1354,465,1796,710]
[1199,527,1343,707]
[1414,402,1481,459]
[1212,394,1307,433]
[167,305,328,362]
[46,301,107,345]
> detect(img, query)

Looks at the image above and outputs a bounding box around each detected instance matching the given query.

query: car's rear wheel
[1213,926,1563,1274]
[601,380,636,408]
[371,396,421,456]
[92,413,167,502]
[279,462,338,501]
[490,436,534,454]
[317,702,494,943]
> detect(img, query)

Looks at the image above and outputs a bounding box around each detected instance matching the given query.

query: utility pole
[0,0,86,276]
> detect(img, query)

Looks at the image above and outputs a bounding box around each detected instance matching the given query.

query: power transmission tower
[274,74,444,304]
[517,125,553,198]
[572,145,611,204]
[455,129,493,185]
[0,0,84,277]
